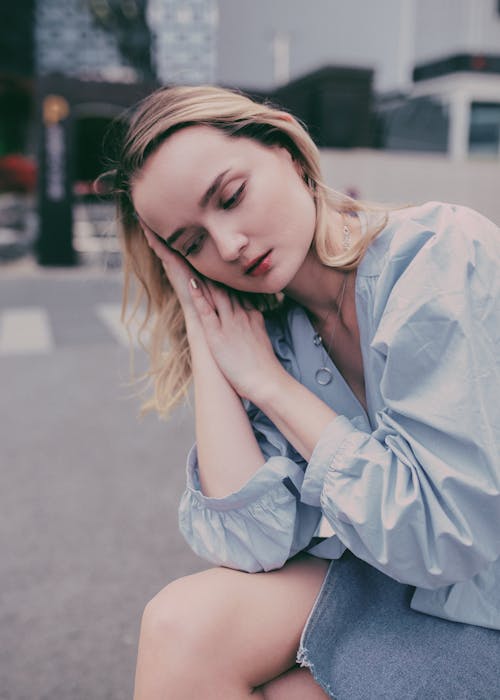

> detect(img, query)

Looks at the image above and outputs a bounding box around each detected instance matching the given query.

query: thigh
[154,553,329,689]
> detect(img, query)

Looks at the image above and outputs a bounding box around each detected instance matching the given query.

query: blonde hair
[111,85,388,417]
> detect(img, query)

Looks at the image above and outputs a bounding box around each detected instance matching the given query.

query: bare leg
[260,666,329,699]
[134,554,330,699]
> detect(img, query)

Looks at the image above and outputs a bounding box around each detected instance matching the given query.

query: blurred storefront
[34,0,155,265]
[0,0,217,266]
[0,0,36,259]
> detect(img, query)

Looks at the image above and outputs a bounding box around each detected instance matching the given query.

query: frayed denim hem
[296,645,337,699]
[296,559,337,699]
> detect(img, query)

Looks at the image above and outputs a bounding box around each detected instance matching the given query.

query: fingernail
[190,278,198,289]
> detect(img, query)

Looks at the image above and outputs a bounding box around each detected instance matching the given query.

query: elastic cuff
[185,444,306,512]
[301,416,357,506]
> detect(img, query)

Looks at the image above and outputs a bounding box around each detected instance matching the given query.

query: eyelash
[184,235,205,257]
[183,182,246,256]
[221,182,246,210]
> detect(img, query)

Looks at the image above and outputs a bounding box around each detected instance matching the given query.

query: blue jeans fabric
[297,552,500,699]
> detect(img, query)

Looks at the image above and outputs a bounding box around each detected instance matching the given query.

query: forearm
[187,319,266,498]
[252,367,338,462]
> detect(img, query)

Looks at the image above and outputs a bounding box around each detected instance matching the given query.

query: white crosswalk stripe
[0,307,54,355]
[0,303,149,355]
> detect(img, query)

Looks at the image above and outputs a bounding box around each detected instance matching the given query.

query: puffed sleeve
[302,204,500,589]
[178,314,322,573]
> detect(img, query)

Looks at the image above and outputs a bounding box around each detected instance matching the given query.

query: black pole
[36,76,76,266]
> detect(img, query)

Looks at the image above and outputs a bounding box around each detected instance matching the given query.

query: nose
[211,227,248,262]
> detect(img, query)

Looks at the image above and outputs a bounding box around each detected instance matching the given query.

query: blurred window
[469,102,500,157]
[379,96,449,153]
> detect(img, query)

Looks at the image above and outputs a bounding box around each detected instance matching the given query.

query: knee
[139,569,233,664]
[141,575,199,651]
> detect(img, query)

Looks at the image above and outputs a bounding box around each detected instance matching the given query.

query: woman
[112,85,500,699]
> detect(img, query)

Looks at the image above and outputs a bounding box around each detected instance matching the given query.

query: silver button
[315,367,333,385]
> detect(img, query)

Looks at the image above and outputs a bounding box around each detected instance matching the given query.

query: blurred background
[0,1,499,698]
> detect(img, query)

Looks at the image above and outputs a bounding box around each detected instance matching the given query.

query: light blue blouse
[179,201,500,631]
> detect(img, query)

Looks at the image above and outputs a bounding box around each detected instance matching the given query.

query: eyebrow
[165,169,231,246]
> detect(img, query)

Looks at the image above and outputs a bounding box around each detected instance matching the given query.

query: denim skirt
[297,552,500,700]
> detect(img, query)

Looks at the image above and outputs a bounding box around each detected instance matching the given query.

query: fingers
[189,278,221,331]
[198,279,216,311]
[142,226,175,276]
[141,226,209,321]
[206,280,234,316]
[190,280,245,333]
[142,226,170,262]
[229,290,261,315]
[142,226,198,290]
[203,282,264,329]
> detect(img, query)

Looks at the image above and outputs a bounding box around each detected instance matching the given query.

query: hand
[141,226,198,311]
[189,280,286,401]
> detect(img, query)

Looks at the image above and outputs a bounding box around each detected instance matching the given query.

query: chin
[225,263,298,295]
[274,259,305,294]
[246,270,291,295]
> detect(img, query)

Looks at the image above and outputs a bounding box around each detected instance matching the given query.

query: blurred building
[0,1,36,258]
[0,0,218,264]
[33,0,155,264]
[376,0,500,160]
[148,0,217,84]
[0,1,35,157]
[35,0,157,192]
[216,0,500,93]
[261,66,374,149]
[378,55,500,160]
[216,0,500,161]
[22,0,218,265]
[2,1,498,264]
[35,0,153,83]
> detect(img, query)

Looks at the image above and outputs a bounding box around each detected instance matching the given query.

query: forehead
[132,126,248,217]
[153,125,235,166]
[137,126,252,188]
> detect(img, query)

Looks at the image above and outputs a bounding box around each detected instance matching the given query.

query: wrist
[246,364,292,408]
[184,312,204,338]
[185,317,212,358]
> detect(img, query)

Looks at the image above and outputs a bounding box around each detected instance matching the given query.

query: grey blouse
[179,201,500,631]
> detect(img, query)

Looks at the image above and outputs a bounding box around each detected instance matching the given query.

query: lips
[244,250,272,276]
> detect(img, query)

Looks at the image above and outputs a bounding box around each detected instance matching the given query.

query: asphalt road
[0,259,204,699]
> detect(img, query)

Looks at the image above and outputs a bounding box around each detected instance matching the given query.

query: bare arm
[250,370,337,462]
[186,318,266,497]
[188,280,339,464]
[143,229,266,497]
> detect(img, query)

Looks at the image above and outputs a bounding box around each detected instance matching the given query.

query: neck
[283,251,349,321]
[283,210,360,321]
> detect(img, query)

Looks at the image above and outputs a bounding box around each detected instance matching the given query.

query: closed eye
[221,182,246,210]
[183,233,206,257]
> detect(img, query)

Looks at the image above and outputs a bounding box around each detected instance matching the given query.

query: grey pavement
[0,258,205,700]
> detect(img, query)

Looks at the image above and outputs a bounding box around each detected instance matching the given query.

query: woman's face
[131,125,316,293]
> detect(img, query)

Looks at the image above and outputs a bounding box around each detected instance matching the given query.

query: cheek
[274,166,315,224]
[188,257,227,285]
[277,184,315,244]
[294,182,316,242]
